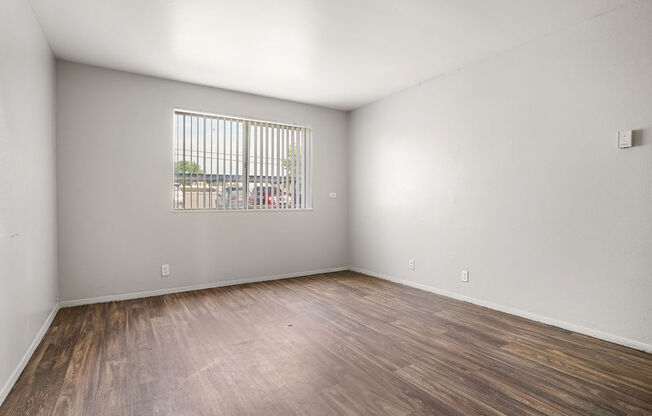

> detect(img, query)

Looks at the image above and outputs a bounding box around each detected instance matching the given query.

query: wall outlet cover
[161,264,170,277]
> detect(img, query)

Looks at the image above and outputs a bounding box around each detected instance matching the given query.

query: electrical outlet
[161,264,170,277]
[461,270,469,283]
[409,259,415,271]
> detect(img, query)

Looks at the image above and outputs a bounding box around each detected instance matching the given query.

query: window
[173,110,312,211]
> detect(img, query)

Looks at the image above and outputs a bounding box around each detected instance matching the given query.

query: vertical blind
[173,110,312,211]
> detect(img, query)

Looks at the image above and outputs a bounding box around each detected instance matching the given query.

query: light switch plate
[618,130,632,148]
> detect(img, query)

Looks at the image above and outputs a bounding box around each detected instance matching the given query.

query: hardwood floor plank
[51,305,103,416]
[0,307,85,416]
[1,271,651,415]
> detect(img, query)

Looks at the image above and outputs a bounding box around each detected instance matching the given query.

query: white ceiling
[30,0,631,110]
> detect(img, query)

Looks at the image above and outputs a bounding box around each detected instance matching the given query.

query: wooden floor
[2,272,651,415]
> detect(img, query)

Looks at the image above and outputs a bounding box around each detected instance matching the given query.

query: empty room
[1,0,651,414]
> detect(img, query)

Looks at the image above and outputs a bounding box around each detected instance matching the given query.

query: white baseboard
[0,302,61,406]
[58,266,349,307]
[350,266,652,354]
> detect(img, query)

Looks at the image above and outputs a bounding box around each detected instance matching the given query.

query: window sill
[172,208,314,213]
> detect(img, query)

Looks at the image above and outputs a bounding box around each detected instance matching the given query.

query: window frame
[171,108,313,213]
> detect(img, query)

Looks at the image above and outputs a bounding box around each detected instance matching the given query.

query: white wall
[56,61,349,301]
[349,1,652,347]
[0,0,58,401]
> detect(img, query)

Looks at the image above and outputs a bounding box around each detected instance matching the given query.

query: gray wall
[349,2,652,347]
[0,0,58,400]
[56,61,349,301]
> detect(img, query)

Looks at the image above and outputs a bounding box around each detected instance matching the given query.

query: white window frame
[172,109,313,212]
